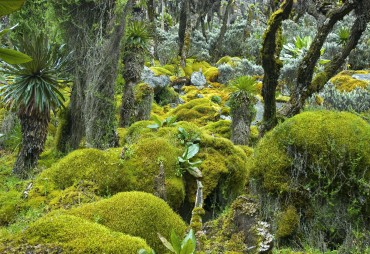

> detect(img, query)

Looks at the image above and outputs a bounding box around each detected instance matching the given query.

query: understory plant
[147,115,177,130]
[229,75,257,145]
[0,35,69,178]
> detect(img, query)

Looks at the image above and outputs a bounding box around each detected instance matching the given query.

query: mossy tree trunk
[260,0,293,134]
[230,93,255,146]
[13,111,49,179]
[120,47,146,127]
[210,0,233,62]
[178,0,191,67]
[51,1,117,152]
[135,84,154,122]
[85,0,133,148]
[284,1,357,117]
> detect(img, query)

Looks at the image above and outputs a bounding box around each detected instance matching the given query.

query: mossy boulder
[0,191,22,225]
[10,214,151,253]
[124,121,249,207]
[202,120,231,139]
[171,98,221,125]
[31,144,185,210]
[249,111,370,246]
[66,191,187,253]
[330,71,369,92]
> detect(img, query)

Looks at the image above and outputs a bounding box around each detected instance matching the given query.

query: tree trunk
[283,0,370,117]
[13,112,49,179]
[284,2,356,117]
[120,81,136,127]
[135,84,154,122]
[84,0,133,148]
[260,0,293,134]
[178,0,190,67]
[210,0,233,62]
[230,94,254,146]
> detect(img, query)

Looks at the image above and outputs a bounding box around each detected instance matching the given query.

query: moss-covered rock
[0,191,22,226]
[124,121,248,207]
[171,98,221,125]
[249,110,370,247]
[204,67,219,82]
[10,214,151,253]
[202,120,231,139]
[66,191,187,253]
[330,71,369,92]
[30,144,186,210]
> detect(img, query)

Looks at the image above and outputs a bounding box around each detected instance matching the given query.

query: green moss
[192,61,212,72]
[202,120,231,139]
[216,56,241,67]
[67,191,187,253]
[0,108,6,127]
[330,71,369,92]
[276,206,300,238]
[124,121,248,206]
[149,66,173,76]
[156,86,179,106]
[17,214,151,253]
[34,148,127,194]
[171,98,220,125]
[204,67,219,82]
[249,110,370,244]
[134,83,154,102]
[0,191,23,225]
[122,137,185,208]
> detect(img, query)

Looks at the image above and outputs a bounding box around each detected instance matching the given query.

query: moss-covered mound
[249,111,370,248]
[124,121,249,207]
[202,120,231,139]
[171,98,221,125]
[0,191,22,226]
[330,71,369,92]
[7,214,150,254]
[30,145,185,210]
[66,191,187,253]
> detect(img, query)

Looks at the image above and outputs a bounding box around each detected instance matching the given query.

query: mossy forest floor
[0,58,369,253]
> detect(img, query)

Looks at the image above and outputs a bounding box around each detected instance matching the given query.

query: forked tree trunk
[13,112,49,179]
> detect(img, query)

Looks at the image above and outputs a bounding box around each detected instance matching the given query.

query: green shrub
[67,191,187,253]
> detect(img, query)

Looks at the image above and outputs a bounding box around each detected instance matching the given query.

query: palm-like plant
[0,35,69,178]
[120,21,151,127]
[229,76,258,145]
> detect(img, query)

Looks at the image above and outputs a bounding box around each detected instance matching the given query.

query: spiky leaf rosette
[0,36,69,116]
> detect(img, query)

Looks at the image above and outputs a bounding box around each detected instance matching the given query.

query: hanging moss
[66,191,187,253]
[11,214,151,253]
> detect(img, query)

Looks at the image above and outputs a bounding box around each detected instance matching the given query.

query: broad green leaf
[186,143,199,159]
[147,124,159,129]
[0,0,26,17]
[177,156,187,163]
[180,230,196,254]
[158,233,176,253]
[188,160,202,166]
[0,48,32,64]
[170,230,182,254]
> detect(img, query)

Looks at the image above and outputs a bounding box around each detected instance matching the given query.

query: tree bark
[13,112,49,179]
[178,0,190,67]
[284,2,357,117]
[210,0,233,62]
[260,0,293,134]
[85,0,133,148]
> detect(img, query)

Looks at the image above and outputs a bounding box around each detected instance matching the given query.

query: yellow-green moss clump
[202,120,231,139]
[276,206,300,238]
[66,191,187,253]
[204,67,219,82]
[124,121,249,205]
[13,214,150,253]
[249,111,370,245]
[30,143,186,210]
[171,98,221,125]
[0,108,6,127]
[0,191,22,225]
[330,71,369,92]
